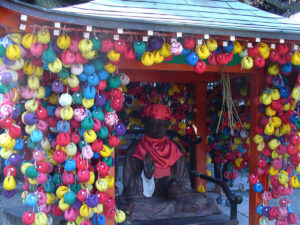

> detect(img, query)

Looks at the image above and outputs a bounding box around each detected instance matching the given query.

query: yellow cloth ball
[141,52,155,67]
[114,210,126,223]
[22,33,37,49]
[241,56,253,70]
[159,42,172,57]
[95,178,108,192]
[104,62,117,73]
[57,34,71,50]
[80,204,92,218]
[37,28,51,44]
[3,176,16,191]
[6,44,21,60]
[153,50,164,64]
[197,44,210,60]
[206,38,218,52]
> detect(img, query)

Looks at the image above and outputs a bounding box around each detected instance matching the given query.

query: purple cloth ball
[282,158,287,170]
[262,206,271,217]
[24,112,38,125]
[95,94,106,107]
[2,55,15,66]
[81,82,89,90]
[71,199,82,210]
[11,106,20,119]
[52,39,63,55]
[85,194,99,208]
[51,80,64,93]
[272,75,283,88]
[296,101,300,111]
[262,134,272,141]
[258,105,266,114]
[111,157,115,167]
[234,130,240,137]
[1,71,12,85]
[114,123,126,136]
[9,153,22,167]
[3,189,15,198]
[147,36,164,52]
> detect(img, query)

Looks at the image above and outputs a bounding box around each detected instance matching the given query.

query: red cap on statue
[142,104,173,121]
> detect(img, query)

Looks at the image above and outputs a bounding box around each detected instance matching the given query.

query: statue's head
[141,104,173,139]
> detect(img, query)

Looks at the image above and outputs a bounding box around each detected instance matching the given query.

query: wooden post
[249,72,267,225]
[195,82,207,189]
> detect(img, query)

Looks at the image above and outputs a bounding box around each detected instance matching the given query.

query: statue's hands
[168,181,180,199]
[143,152,155,179]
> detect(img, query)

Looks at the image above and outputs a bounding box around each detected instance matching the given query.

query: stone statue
[120,104,220,221]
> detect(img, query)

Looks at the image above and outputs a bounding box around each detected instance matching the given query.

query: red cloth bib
[133,135,182,178]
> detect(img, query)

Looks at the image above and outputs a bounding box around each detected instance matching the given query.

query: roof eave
[1,0,300,41]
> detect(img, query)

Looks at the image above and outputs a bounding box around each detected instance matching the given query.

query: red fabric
[133,135,182,178]
[142,104,173,121]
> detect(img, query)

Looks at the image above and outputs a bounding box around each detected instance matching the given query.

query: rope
[216,67,243,134]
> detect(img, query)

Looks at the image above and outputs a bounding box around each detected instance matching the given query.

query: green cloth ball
[53,172,63,185]
[64,191,76,205]
[42,47,56,64]
[44,180,55,193]
[0,44,5,58]
[58,67,70,79]
[92,109,105,121]
[207,136,215,145]
[107,75,121,89]
[25,166,38,179]
[79,138,86,150]
[186,112,193,121]
[27,139,40,150]
[97,126,108,139]
[296,117,300,129]
[81,117,94,130]
[102,156,113,167]
[133,41,146,55]
[41,100,48,108]
[15,103,24,115]
[0,83,11,94]
[244,164,250,173]
[91,36,101,51]
[227,163,234,172]
[93,58,104,72]
[103,100,113,112]
[71,183,81,194]
[72,91,83,105]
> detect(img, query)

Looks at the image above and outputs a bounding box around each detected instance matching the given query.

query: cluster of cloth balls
[136,35,300,75]
[250,70,300,224]
[0,29,131,225]
[206,80,251,182]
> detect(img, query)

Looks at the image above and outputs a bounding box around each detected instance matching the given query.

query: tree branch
[264,0,300,16]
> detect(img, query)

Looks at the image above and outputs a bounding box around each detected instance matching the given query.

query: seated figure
[120,104,220,221]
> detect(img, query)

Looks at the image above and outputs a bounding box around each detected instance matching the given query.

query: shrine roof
[2,0,300,40]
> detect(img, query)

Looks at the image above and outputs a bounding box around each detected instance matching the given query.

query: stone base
[120,192,221,221]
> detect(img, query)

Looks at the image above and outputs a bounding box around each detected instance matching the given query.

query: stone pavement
[206,176,300,225]
[205,175,250,225]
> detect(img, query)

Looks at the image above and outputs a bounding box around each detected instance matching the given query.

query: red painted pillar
[249,71,267,225]
[195,82,207,189]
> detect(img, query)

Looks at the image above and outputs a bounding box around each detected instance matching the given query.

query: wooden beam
[119,58,256,74]
[249,71,267,225]
[120,69,250,83]
[195,82,207,189]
